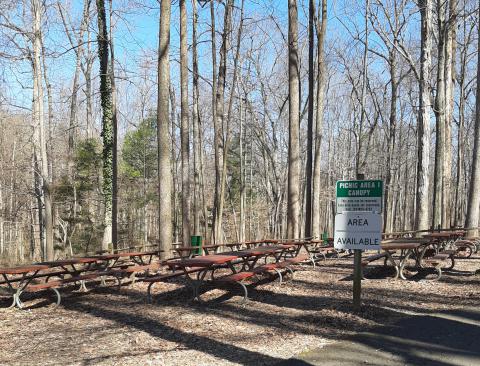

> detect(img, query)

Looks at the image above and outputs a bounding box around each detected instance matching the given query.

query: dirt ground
[1,253,479,366]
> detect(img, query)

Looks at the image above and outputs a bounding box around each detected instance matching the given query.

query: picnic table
[1,250,163,309]
[286,240,334,266]
[92,250,159,266]
[170,245,296,301]
[379,241,430,280]
[0,264,50,308]
[173,244,220,258]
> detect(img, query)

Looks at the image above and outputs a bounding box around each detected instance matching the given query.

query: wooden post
[353,173,365,310]
[353,249,362,309]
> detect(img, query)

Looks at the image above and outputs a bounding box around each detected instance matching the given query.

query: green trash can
[191,235,202,255]
[322,231,328,244]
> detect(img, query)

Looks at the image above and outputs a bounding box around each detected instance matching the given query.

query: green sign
[336,180,383,198]
[336,180,383,213]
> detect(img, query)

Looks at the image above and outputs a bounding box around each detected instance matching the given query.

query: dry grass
[1,253,479,366]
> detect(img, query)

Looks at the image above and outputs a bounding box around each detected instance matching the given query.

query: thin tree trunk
[157,0,173,257]
[108,0,118,250]
[191,0,201,236]
[305,0,315,238]
[443,0,457,227]
[96,0,114,250]
[465,0,480,237]
[179,0,191,245]
[212,0,233,244]
[287,0,300,239]
[415,0,433,232]
[312,0,327,238]
[433,0,446,229]
[239,98,245,243]
[32,0,53,261]
[356,0,370,175]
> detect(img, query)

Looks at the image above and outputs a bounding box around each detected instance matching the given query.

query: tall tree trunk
[212,0,233,243]
[287,0,300,239]
[157,0,173,257]
[96,0,114,251]
[415,0,432,231]
[443,0,457,227]
[356,0,370,175]
[312,0,327,239]
[465,0,480,237]
[180,0,191,245]
[305,0,315,238]
[191,0,201,236]
[31,0,53,261]
[433,0,446,229]
[239,98,245,243]
[384,46,397,233]
[108,0,118,250]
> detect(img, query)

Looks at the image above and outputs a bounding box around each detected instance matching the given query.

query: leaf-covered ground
[1,253,479,366]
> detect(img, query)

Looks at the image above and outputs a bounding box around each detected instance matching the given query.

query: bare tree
[287,0,300,239]
[212,0,234,244]
[179,0,190,245]
[312,0,327,238]
[415,0,433,231]
[31,0,53,260]
[95,0,114,250]
[466,0,480,237]
[157,0,173,257]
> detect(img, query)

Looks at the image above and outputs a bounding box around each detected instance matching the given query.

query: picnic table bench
[155,247,305,304]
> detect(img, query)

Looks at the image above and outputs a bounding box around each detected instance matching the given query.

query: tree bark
[212,0,233,243]
[287,0,300,239]
[415,0,432,232]
[465,0,480,237]
[191,0,201,236]
[433,0,446,229]
[108,0,118,250]
[305,0,315,238]
[31,0,54,261]
[157,0,173,257]
[96,0,114,251]
[179,0,191,245]
[312,0,327,238]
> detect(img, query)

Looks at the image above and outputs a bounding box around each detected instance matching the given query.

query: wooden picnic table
[0,264,50,308]
[92,250,158,266]
[173,244,220,258]
[380,241,430,280]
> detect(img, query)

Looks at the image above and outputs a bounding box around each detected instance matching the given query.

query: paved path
[279,307,480,366]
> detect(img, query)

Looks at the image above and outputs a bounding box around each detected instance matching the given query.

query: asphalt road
[279,307,480,366]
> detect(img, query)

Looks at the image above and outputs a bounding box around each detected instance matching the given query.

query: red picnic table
[170,245,294,301]
[173,244,221,258]
[379,241,431,280]
[0,264,50,308]
[92,250,159,266]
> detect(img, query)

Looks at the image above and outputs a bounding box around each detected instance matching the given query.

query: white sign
[334,211,381,250]
[336,197,382,214]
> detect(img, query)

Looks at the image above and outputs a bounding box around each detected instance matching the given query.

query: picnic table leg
[303,245,316,268]
[399,251,415,280]
[1,274,18,309]
[384,252,400,279]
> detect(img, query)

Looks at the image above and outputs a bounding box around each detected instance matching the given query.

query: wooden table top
[174,245,220,251]
[381,242,424,250]
[93,251,156,260]
[173,254,239,267]
[39,257,99,266]
[382,238,431,244]
[0,264,50,275]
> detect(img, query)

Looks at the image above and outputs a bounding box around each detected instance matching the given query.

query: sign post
[334,179,383,310]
